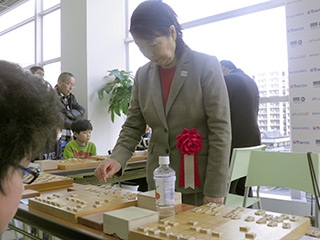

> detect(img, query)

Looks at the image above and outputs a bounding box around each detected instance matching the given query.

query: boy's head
[71,119,93,133]
[71,120,93,145]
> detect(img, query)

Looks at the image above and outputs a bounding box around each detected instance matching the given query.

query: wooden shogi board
[129,203,310,240]
[24,172,73,191]
[28,185,138,223]
[57,159,101,170]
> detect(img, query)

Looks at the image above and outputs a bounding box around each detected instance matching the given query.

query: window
[0,0,61,79]
[44,61,61,87]
[0,0,34,32]
[166,0,273,23]
[43,10,61,61]
[126,0,296,200]
[126,0,290,151]
[43,0,60,10]
[0,22,34,66]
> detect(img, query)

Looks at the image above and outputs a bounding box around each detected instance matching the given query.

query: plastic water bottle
[153,156,176,219]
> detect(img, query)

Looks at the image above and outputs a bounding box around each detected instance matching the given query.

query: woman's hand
[94,158,121,182]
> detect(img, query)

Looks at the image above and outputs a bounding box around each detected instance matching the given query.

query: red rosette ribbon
[176,128,202,189]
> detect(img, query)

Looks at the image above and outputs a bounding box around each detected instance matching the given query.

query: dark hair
[58,72,74,82]
[71,119,93,134]
[220,60,237,70]
[0,60,60,193]
[30,66,44,74]
[130,1,186,57]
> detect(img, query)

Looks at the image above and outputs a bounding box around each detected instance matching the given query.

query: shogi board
[129,203,310,240]
[24,172,73,191]
[57,159,100,170]
[28,185,138,223]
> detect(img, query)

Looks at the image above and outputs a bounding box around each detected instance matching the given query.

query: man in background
[220,60,261,197]
[55,72,85,151]
[30,65,45,78]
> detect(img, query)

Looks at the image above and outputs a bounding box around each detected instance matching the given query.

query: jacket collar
[150,47,192,126]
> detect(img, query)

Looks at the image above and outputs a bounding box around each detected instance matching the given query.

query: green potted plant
[98,69,134,122]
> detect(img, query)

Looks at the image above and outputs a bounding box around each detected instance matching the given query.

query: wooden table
[10,182,320,240]
[11,186,193,240]
[12,199,320,240]
[45,155,147,185]
[13,203,111,240]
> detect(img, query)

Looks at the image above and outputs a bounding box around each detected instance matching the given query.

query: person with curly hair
[0,60,61,233]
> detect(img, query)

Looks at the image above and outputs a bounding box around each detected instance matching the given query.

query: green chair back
[224,144,266,207]
[245,151,320,194]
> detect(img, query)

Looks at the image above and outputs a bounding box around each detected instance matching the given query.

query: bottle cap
[159,156,170,165]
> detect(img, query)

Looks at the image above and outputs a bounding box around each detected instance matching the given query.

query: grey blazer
[110,47,231,198]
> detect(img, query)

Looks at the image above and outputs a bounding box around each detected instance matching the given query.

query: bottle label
[154,176,176,205]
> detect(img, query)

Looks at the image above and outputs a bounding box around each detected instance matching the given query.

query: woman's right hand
[94,158,122,182]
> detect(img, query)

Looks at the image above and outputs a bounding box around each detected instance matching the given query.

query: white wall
[60,0,126,155]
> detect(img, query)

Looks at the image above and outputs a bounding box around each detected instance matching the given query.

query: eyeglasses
[16,164,40,184]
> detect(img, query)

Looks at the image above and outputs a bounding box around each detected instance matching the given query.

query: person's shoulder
[88,141,97,147]
[188,48,219,63]
[133,61,153,81]
[137,61,153,72]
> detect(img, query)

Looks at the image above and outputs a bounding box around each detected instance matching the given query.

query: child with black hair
[63,119,97,159]
[0,60,61,233]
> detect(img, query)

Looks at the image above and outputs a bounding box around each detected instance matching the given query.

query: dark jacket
[37,139,63,160]
[224,68,261,150]
[55,85,85,129]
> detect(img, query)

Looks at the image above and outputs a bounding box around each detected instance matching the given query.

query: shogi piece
[137,190,181,211]
[103,206,159,240]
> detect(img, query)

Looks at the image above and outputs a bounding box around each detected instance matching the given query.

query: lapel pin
[180,71,188,77]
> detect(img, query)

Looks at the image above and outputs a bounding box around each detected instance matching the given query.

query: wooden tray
[129,204,310,240]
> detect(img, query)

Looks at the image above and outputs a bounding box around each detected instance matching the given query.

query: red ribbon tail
[194,155,201,188]
[179,153,185,187]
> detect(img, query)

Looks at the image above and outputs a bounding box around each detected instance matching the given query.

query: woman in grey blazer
[95,1,231,206]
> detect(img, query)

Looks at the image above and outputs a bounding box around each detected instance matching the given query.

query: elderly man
[55,72,85,150]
